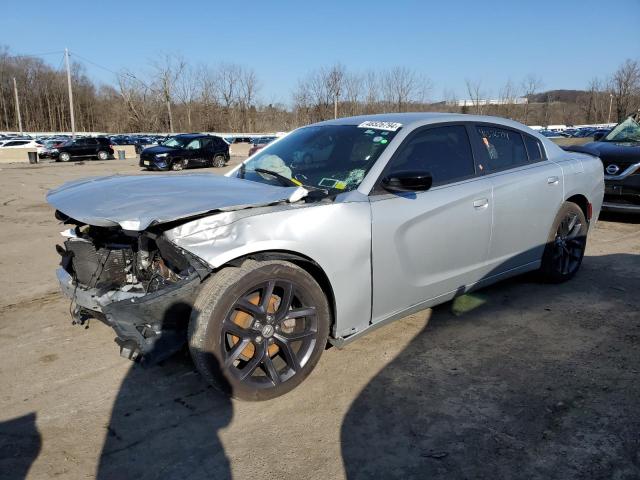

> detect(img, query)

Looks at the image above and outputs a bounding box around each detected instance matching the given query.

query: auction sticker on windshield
[358,121,403,131]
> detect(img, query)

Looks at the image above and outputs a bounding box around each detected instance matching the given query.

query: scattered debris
[421,451,449,459]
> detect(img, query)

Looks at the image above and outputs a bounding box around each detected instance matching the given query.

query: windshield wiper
[253,168,299,187]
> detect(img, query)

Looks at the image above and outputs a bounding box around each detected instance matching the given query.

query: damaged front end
[55,212,211,364]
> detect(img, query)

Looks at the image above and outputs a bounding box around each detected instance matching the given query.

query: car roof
[172,133,214,139]
[314,112,535,133]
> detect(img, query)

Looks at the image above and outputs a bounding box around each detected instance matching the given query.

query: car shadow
[340,252,640,479]
[0,412,42,480]
[598,211,640,224]
[96,306,233,480]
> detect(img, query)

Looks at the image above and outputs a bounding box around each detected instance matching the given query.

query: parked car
[0,139,41,148]
[248,136,277,156]
[133,137,157,154]
[38,140,65,159]
[47,113,603,400]
[139,134,230,170]
[54,137,114,162]
[565,112,640,212]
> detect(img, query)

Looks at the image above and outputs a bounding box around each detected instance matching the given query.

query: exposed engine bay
[55,212,210,364]
[60,224,188,294]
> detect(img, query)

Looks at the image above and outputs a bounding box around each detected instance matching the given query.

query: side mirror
[593,132,605,142]
[382,171,433,192]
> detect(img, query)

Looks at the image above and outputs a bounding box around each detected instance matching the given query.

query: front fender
[165,201,373,339]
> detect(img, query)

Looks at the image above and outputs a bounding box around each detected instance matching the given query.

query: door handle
[547,176,559,185]
[473,198,489,209]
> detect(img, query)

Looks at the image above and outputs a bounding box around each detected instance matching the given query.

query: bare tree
[344,71,364,116]
[215,63,242,130]
[237,67,260,131]
[175,63,200,131]
[610,59,640,122]
[465,78,485,114]
[324,63,345,119]
[382,67,429,112]
[521,73,543,124]
[117,71,158,131]
[498,79,519,119]
[151,54,186,133]
[363,70,379,113]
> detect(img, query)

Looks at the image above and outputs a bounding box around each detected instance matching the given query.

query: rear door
[472,124,563,273]
[370,124,493,324]
[185,138,203,166]
[86,138,99,156]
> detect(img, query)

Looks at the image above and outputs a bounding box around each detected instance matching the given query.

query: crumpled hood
[47,173,307,231]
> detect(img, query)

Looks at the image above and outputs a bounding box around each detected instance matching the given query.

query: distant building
[448,97,529,107]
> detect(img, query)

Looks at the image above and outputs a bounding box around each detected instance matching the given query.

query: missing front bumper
[57,268,202,364]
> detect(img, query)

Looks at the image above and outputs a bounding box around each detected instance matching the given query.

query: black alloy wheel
[540,201,588,282]
[189,260,330,400]
[221,279,318,388]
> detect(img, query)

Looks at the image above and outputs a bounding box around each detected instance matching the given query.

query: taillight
[587,202,593,220]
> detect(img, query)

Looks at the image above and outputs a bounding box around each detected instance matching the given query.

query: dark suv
[140,134,230,171]
[54,137,114,162]
[566,112,640,213]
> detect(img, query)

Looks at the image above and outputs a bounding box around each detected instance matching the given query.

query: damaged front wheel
[188,260,330,400]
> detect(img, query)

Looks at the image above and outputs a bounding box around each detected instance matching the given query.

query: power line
[70,50,153,89]
[12,50,65,59]
[69,51,120,76]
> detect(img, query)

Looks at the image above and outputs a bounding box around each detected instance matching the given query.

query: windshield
[235,125,399,192]
[162,136,190,148]
[604,115,640,143]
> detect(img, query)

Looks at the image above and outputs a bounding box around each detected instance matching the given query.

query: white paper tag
[358,121,403,131]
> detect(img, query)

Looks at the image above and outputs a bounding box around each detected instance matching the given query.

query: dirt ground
[0,158,639,480]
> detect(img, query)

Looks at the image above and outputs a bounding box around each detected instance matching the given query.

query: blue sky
[2,0,639,104]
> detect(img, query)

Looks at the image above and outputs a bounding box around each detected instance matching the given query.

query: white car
[0,139,41,148]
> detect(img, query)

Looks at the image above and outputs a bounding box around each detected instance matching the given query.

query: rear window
[524,135,545,162]
[476,126,528,172]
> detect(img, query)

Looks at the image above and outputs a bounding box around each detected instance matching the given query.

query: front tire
[189,260,330,401]
[539,201,588,283]
[58,152,71,162]
[171,159,186,171]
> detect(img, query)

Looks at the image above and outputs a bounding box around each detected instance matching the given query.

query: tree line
[1,45,638,134]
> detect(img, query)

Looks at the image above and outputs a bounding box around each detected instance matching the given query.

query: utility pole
[12,77,22,135]
[607,93,613,124]
[64,48,76,138]
[334,96,338,120]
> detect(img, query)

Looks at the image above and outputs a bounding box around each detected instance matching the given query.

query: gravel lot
[0,158,639,480]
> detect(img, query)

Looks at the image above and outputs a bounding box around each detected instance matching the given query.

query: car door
[185,138,203,166]
[86,138,99,156]
[370,124,493,324]
[200,138,214,165]
[471,124,563,274]
[70,139,87,156]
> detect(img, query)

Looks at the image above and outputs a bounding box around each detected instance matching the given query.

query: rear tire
[538,201,588,283]
[58,152,71,162]
[188,260,330,401]
[212,154,226,168]
[97,150,109,160]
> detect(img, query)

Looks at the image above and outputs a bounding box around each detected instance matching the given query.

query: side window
[524,135,545,163]
[476,126,528,172]
[386,125,476,186]
[186,139,202,150]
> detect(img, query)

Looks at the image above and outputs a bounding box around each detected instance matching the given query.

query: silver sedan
[48,113,604,400]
